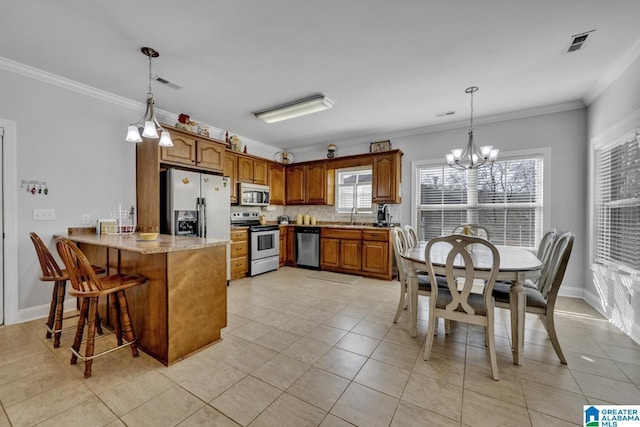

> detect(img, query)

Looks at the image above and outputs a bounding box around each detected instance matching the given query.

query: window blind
[415,155,543,248]
[336,167,372,213]
[594,136,640,273]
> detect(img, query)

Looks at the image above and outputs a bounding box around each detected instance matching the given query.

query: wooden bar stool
[30,232,106,348]
[56,237,147,378]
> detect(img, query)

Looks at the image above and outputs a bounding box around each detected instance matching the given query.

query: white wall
[0,64,282,323]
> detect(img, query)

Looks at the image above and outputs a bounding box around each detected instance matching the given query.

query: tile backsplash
[231,204,400,225]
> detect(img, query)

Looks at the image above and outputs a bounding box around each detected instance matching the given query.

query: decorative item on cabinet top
[327,144,336,158]
[370,140,391,153]
[274,151,295,165]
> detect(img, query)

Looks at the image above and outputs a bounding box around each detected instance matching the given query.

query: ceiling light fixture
[254,95,335,124]
[125,47,173,147]
[445,86,499,170]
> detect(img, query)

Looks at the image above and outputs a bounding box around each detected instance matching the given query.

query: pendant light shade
[125,47,173,147]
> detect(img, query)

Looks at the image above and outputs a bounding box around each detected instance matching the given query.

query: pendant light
[125,47,173,147]
[445,86,498,169]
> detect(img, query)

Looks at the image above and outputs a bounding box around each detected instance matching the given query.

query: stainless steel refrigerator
[163,168,230,282]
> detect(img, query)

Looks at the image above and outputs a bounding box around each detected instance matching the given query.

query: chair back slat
[392,227,409,284]
[425,234,500,316]
[30,232,65,280]
[404,225,419,248]
[452,224,491,241]
[538,231,574,299]
[55,238,104,294]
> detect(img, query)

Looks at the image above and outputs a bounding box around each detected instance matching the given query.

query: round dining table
[401,241,543,365]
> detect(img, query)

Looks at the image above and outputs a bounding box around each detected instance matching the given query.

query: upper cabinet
[159,127,225,173]
[224,151,238,204]
[269,163,285,205]
[372,150,403,204]
[285,162,334,205]
[237,156,269,185]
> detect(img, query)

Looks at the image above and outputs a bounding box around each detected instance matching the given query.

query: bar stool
[30,232,106,348]
[56,237,147,378]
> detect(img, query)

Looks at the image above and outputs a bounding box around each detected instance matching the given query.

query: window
[413,151,545,249]
[594,135,640,273]
[336,167,373,214]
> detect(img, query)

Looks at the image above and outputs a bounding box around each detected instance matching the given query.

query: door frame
[1,119,18,325]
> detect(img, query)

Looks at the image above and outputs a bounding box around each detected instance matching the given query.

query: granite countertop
[278,222,396,230]
[55,232,229,254]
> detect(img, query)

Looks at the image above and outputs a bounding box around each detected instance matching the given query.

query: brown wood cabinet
[160,128,225,173]
[230,228,248,280]
[285,162,334,205]
[237,156,269,185]
[320,227,392,280]
[269,163,285,205]
[224,152,238,203]
[286,226,296,266]
[279,226,287,267]
[372,151,402,204]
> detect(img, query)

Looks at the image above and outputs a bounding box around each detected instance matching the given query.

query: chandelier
[125,47,173,147]
[445,86,498,170]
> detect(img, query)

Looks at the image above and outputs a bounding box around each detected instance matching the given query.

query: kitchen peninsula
[55,231,229,366]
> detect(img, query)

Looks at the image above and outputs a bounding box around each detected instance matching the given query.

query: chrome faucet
[350,207,358,225]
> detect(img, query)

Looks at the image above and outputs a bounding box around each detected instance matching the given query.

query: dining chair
[404,225,419,248]
[492,231,574,364]
[56,238,147,378]
[452,224,490,240]
[422,234,501,380]
[30,232,105,348]
[391,227,447,324]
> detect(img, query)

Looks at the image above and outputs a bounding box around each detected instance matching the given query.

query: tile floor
[1,266,640,426]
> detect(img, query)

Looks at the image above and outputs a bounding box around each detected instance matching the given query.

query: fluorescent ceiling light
[255,95,335,123]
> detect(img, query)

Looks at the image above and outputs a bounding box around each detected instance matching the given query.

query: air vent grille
[436,111,455,117]
[154,76,182,90]
[566,30,595,53]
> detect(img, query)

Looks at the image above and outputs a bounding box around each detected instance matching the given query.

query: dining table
[401,240,543,365]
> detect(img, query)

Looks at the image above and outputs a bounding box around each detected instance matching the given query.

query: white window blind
[336,167,372,213]
[415,155,544,249]
[594,136,640,273]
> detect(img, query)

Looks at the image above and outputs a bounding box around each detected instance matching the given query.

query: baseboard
[558,285,584,299]
[16,297,79,325]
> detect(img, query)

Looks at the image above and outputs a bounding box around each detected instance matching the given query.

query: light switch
[33,209,55,221]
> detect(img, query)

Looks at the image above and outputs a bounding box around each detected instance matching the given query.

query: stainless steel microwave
[239,183,270,206]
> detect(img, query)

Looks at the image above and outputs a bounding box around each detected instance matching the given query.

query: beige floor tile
[516,358,581,394]
[307,324,349,345]
[217,340,278,374]
[228,320,274,342]
[331,382,399,427]
[36,395,118,426]
[252,328,301,352]
[314,347,368,380]
[464,365,526,407]
[617,361,640,385]
[98,369,175,416]
[401,371,463,421]
[602,344,640,366]
[211,376,281,426]
[120,385,205,427]
[461,389,531,427]
[178,405,241,426]
[522,382,588,424]
[391,401,460,427]
[179,359,248,402]
[412,352,465,387]
[4,380,93,427]
[322,313,362,331]
[282,336,333,365]
[529,410,580,427]
[319,413,355,427]
[571,370,640,404]
[354,358,411,398]
[278,317,320,336]
[351,319,392,339]
[564,351,629,382]
[336,332,381,357]
[370,340,420,371]
[0,362,78,407]
[250,393,327,427]
[252,353,311,390]
[288,367,350,411]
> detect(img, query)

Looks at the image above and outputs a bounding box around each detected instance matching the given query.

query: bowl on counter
[139,232,159,241]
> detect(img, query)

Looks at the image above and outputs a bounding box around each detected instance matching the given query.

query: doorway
[0,119,18,325]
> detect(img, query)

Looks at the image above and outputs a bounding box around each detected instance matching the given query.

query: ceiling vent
[566,29,595,53]
[154,75,182,90]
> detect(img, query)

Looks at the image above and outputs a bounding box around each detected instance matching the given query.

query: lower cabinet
[320,228,391,280]
[279,226,287,267]
[230,228,248,280]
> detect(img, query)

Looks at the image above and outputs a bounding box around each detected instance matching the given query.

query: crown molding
[583,39,640,106]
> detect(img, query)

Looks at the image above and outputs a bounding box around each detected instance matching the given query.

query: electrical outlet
[81,214,91,224]
[33,209,55,221]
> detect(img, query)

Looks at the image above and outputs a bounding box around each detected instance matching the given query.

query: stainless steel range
[231,212,280,276]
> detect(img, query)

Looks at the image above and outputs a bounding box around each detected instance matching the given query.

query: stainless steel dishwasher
[295,227,321,269]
